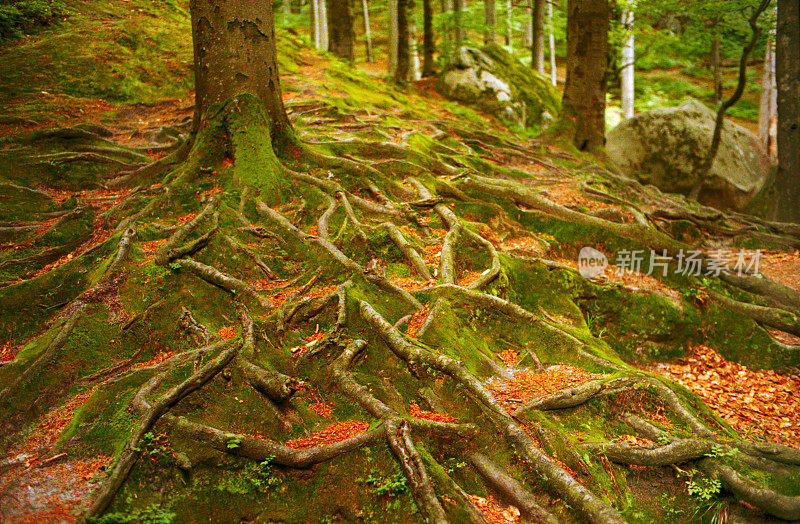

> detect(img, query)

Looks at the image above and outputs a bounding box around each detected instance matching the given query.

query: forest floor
[1,3,799,524]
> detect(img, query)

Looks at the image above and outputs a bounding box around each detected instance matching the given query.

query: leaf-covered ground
[1,2,799,524]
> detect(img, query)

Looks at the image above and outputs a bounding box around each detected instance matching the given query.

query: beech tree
[561,0,611,151]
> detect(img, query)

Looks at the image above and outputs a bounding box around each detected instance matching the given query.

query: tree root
[85,341,239,518]
[469,452,559,524]
[458,175,800,314]
[177,259,271,308]
[382,222,432,281]
[581,439,716,466]
[155,198,218,265]
[709,289,800,337]
[621,414,800,521]
[223,234,278,279]
[513,377,638,416]
[385,417,449,524]
[359,300,626,524]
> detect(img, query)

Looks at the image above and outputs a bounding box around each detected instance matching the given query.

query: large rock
[437,45,560,129]
[606,100,771,211]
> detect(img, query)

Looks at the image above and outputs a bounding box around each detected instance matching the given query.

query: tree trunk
[310,0,320,48]
[548,0,556,85]
[409,0,422,80]
[396,0,411,82]
[440,0,452,60]
[389,0,399,74]
[318,0,329,50]
[758,32,777,157]
[190,0,290,133]
[328,0,355,61]
[454,0,465,45]
[774,0,800,223]
[522,0,532,48]
[531,0,545,73]
[484,0,496,44]
[712,35,722,105]
[505,0,513,48]
[621,9,634,119]
[561,0,610,152]
[422,0,436,76]
[362,0,374,62]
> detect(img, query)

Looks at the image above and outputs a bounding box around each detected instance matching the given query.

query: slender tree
[485,0,497,44]
[621,9,635,119]
[548,0,556,85]
[561,0,611,151]
[505,0,514,49]
[454,0,465,44]
[328,0,356,61]
[422,0,436,75]
[758,31,777,155]
[773,0,800,223]
[362,0,374,62]
[711,34,723,104]
[396,0,411,81]
[523,0,532,48]
[389,0,399,74]
[531,0,546,73]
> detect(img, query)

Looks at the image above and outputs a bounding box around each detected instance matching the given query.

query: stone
[437,45,560,129]
[606,99,772,211]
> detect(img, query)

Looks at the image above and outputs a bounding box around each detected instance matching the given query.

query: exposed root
[178,259,271,308]
[469,452,559,524]
[359,300,626,524]
[85,341,239,517]
[384,417,449,524]
[154,198,218,265]
[382,222,432,281]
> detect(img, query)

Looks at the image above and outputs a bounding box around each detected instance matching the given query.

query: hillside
[1,2,799,524]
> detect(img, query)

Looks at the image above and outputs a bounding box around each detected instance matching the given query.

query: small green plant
[358,471,408,497]
[86,503,175,524]
[225,433,243,449]
[136,432,175,473]
[687,474,721,503]
[706,444,738,459]
[168,262,181,270]
[216,457,281,494]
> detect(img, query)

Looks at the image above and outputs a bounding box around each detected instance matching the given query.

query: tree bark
[548,0,556,85]
[531,0,545,73]
[396,0,411,82]
[712,35,723,105]
[190,0,290,132]
[621,9,634,119]
[561,0,610,152]
[328,0,356,61]
[362,0,374,62]
[311,0,320,48]
[422,0,436,75]
[441,0,452,59]
[522,0,532,48]
[454,0,465,45]
[505,0,513,48]
[389,0,399,74]
[758,32,777,156]
[484,0,497,44]
[409,0,422,80]
[774,0,800,223]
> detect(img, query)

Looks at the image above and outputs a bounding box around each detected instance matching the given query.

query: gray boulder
[437,45,560,129]
[606,100,772,211]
